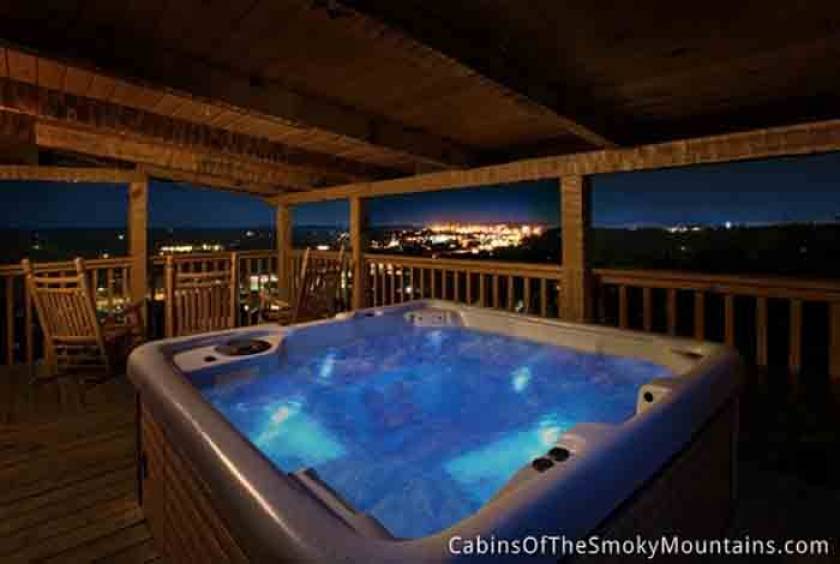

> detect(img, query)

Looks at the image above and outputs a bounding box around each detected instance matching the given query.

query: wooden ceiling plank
[34,121,310,189]
[35,56,66,90]
[139,164,283,196]
[0,48,9,78]
[336,1,617,149]
[0,165,140,183]
[6,49,37,83]
[62,65,95,97]
[86,73,118,100]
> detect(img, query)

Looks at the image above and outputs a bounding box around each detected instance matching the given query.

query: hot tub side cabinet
[138,402,251,563]
[137,397,738,563]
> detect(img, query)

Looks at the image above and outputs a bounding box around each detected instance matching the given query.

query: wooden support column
[350,196,367,310]
[276,203,293,301]
[829,302,840,381]
[560,175,592,322]
[128,176,148,311]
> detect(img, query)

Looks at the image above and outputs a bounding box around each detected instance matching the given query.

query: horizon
[1,152,840,229]
[3,218,840,231]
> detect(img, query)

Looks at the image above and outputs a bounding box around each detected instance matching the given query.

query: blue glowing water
[199,323,672,539]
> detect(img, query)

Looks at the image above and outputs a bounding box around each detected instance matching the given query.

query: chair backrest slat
[164,253,238,337]
[293,247,346,323]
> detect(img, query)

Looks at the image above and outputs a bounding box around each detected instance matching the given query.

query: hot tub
[128,300,740,561]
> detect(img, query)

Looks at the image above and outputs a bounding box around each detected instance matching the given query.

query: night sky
[1,152,839,229]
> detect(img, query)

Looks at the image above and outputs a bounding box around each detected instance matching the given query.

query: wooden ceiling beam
[138,165,284,197]
[0,75,391,186]
[278,118,840,204]
[0,165,141,183]
[33,121,303,192]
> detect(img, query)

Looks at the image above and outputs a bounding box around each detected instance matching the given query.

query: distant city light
[159,243,224,254]
[316,244,330,251]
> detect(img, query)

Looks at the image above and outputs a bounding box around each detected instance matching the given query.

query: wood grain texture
[560,175,592,322]
[0,367,158,562]
[350,196,366,309]
[281,119,840,203]
[140,404,249,562]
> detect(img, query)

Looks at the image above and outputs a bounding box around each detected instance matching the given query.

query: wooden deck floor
[0,364,160,563]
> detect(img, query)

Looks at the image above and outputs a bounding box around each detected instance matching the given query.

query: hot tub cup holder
[214,338,273,357]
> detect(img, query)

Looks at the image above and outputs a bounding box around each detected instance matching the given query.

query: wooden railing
[3,250,838,382]
[362,253,565,317]
[593,268,840,378]
[0,256,133,366]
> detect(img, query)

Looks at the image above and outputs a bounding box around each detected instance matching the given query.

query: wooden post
[164,256,174,338]
[128,176,148,318]
[829,302,840,381]
[560,175,592,322]
[276,203,292,301]
[350,196,366,310]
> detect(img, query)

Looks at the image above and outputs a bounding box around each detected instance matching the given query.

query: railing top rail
[363,252,564,277]
[150,249,276,266]
[238,249,276,258]
[594,267,840,300]
[0,256,133,277]
[293,249,344,260]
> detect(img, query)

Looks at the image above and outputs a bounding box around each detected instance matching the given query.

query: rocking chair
[22,258,146,384]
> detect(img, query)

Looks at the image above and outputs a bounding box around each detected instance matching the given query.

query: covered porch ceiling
[0,1,838,196]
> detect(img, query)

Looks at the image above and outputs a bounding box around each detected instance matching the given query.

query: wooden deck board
[0,364,162,563]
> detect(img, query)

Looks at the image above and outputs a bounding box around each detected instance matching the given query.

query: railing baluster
[419,267,426,299]
[121,267,129,301]
[642,287,652,332]
[693,291,705,339]
[243,258,252,295]
[540,278,547,318]
[380,264,387,305]
[106,268,114,311]
[389,265,395,305]
[492,275,499,309]
[523,277,531,314]
[5,277,13,366]
[479,273,486,307]
[441,269,448,301]
[789,299,802,375]
[453,270,460,303]
[408,267,415,301]
[829,302,840,381]
[755,297,768,368]
[507,275,514,311]
[666,289,677,335]
[25,279,33,369]
[618,285,628,328]
[724,294,735,346]
[465,271,472,305]
[372,263,379,306]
